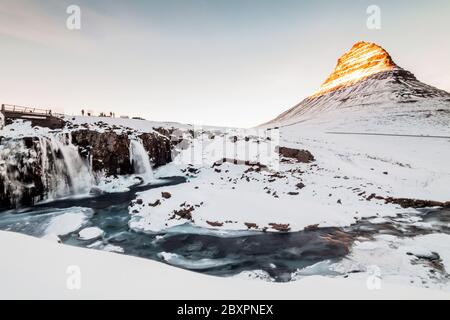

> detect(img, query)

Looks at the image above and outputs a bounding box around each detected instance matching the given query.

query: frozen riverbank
[1,231,449,300]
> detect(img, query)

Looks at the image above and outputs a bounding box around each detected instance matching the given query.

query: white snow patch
[1,231,449,299]
[87,241,124,253]
[44,208,93,236]
[158,252,237,270]
[78,227,104,241]
[233,270,274,282]
[40,233,62,244]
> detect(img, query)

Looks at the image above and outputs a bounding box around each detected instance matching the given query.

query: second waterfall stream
[129,139,154,184]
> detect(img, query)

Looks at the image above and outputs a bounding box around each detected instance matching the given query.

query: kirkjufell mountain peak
[264,41,450,127]
[311,41,398,97]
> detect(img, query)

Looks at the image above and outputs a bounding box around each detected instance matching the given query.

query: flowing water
[37,135,94,199]
[1,173,448,282]
[0,134,95,206]
[129,139,154,183]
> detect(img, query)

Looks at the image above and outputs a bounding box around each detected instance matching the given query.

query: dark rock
[366,194,450,208]
[304,224,320,231]
[172,206,194,220]
[206,221,224,227]
[139,132,172,167]
[89,187,103,196]
[245,222,259,230]
[133,176,145,186]
[187,167,200,174]
[161,192,172,199]
[269,223,291,232]
[149,199,161,207]
[277,147,315,163]
[384,197,448,208]
[71,130,132,176]
[23,137,34,149]
[408,251,440,261]
[296,182,306,189]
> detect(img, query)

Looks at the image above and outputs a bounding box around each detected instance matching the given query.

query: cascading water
[1,133,155,208]
[38,134,94,200]
[129,139,154,183]
[0,133,95,207]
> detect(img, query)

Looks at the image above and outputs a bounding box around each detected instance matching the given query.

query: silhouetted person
[81,109,85,116]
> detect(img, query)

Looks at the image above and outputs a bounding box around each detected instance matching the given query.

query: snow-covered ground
[1,108,450,297]
[128,108,450,234]
[1,230,449,300]
[329,233,450,291]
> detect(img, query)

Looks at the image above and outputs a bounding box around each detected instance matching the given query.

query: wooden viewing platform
[1,104,66,129]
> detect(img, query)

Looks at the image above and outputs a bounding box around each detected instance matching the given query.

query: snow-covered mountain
[263,42,450,128]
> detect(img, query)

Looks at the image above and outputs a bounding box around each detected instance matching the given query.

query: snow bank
[328,233,450,291]
[44,208,93,236]
[1,231,449,300]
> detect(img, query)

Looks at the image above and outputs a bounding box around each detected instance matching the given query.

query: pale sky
[1,0,449,127]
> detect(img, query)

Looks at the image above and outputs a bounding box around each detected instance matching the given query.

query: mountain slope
[263,42,450,127]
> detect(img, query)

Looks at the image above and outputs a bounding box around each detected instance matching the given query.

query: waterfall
[0,133,155,208]
[129,139,154,183]
[0,134,95,207]
[38,135,94,200]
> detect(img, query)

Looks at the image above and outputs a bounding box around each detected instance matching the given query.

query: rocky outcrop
[277,147,315,163]
[383,197,450,209]
[139,132,172,167]
[366,193,450,209]
[269,223,291,232]
[71,130,132,176]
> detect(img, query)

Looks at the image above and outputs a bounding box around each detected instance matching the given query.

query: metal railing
[1,104,65,118]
